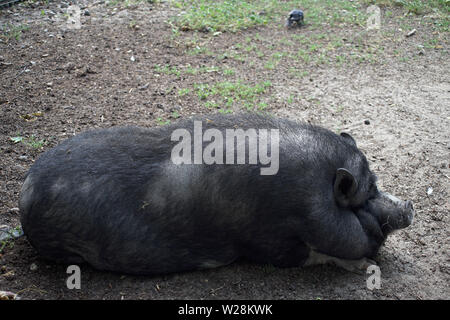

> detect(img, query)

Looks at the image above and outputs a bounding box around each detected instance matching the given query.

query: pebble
[30,263,38,271]
[406,29,417,37]
[364,120,370,125]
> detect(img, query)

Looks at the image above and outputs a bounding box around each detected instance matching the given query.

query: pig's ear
[334,168,358,207]
[340,132,357,147]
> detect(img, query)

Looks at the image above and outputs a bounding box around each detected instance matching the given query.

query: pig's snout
[401,199,414,228]
[368,193,414,233]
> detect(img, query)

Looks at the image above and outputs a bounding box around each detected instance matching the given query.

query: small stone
[364,120,370,125]
[18,155,28,161]
[406,29,416,37]
[9,208,19,214]
[84,10,90,16]
[139,83,150,90]
[30,263,38,271]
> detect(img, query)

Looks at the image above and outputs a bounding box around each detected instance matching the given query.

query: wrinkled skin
[19,114,414,275]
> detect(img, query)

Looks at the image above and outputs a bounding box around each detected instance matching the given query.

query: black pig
[19,114,414,274]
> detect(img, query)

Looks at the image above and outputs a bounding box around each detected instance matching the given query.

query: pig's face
[334,133,414,236]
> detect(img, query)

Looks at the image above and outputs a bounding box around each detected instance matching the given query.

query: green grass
[108,0,157,7]
[362,0,449,30]
[187,46,214,56]
[170,0,275,32]
[0,226,22,253]
[362,0,449,14]
[154,64,181,77]
[156,118,171,125]
[0,239,14,253]
[171,0,368,33]
[0,24,30,41]
[171,110,181,119]
[10,135,47,149]
[194,80,272,111]
[178,88,191,96]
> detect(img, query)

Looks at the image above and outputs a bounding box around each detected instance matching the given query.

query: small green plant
[1,23,30,41]
[218,108,233,114]
[154,64,181,77]
[156,118,171,126]
[129,20,137,28]
[171,110,180,119]
[23,135,47,149]
[205,101,219,109]
[178,88,191,96]
[10,135,47,149]
[0,239,14,253]
[222,68,236,76]
[287,95,294,104]
[188,46,214,56]
[0,225,22,253]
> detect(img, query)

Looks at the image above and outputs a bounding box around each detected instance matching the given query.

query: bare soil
[0,0,449,299]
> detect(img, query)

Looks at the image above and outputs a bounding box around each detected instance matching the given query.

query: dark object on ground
[286,9,304,28]
[19,114,414,275]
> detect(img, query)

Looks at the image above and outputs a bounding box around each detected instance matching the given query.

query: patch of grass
[0,24,30,42]
[156,118,171,126]
[23,136,47,149]
[154,64,181,77]
[170,0,276,32]
[363,0,449,14]
[0,226,22,253]
[264,51,286,69]
[194,80,272,111]
[362,0,449,30]
[289,68,309,78]
[296,49,311,63]
[423,38,441,49]
[178,88,191,96]
[108,0,157,7]
[223,68,236,76]
[171,0,368,33]
[171,110,181,119]
[187,46,214,56]
[10,135,47,149]
[0,239,14,253]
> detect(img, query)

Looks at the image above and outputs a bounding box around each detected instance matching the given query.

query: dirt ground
[0,0,449,299]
